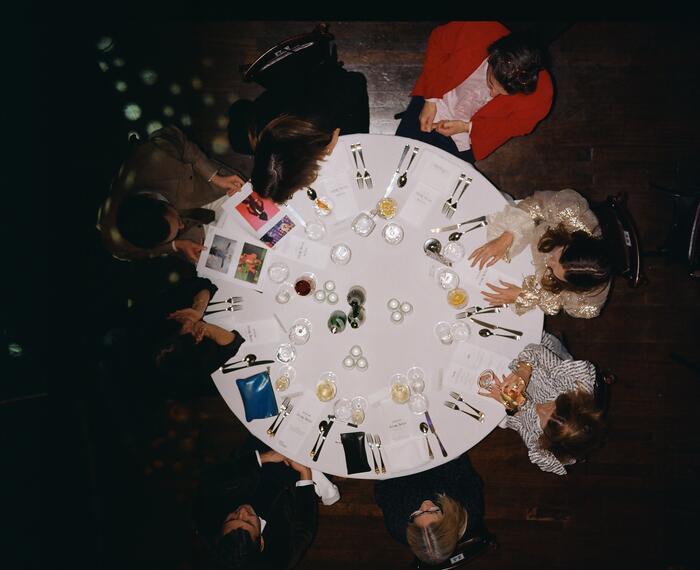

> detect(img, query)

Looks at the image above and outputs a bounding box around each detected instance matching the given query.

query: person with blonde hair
[480,332,608,475]
[374,454,484,565]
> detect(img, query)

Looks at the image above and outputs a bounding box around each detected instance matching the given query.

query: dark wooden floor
[30,21,700,570]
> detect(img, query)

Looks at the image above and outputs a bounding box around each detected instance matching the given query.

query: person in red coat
[396,21,553,163]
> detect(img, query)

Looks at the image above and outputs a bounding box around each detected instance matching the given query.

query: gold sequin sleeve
[514,276,610,318]
[519,188,601,236]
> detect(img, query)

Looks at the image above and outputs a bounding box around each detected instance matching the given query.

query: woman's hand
[479,374,506,403]
[419,101,437,132]
[260,450,286,464]
[468,231,514,269]
[433,120,470,137]
[481,280,522,305]
[191,320,208,344]
[169,307,204,325]
[212,173,245,196]
[173,239,205,264]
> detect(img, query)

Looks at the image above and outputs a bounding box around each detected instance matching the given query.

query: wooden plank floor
[34,21,700,570]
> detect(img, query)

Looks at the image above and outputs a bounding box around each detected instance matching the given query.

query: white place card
[377,399,416,443]
[399,181,442,228]
[232,318,281,346]
[316,176,359,222]
[273,234,330,270]
[418,150,461,188]
[276,391,328,455]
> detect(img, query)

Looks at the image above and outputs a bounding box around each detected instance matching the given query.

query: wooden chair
[590,192,646,288]
[414,530,499,569]
[239,23,337,90]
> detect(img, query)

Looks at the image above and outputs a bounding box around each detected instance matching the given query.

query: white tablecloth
[201,134,543,479]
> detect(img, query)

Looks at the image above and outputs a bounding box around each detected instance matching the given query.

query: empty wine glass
[436,267,460,290]
[305,218,326,240]
[267,262,289,283]
[276,343,297,363]
[443,241,466,262]
[408,393,428,414]
[330,243,352,265]
[407,366,425,393]
[450,321,471,342]
[434,321,454,345]
[382,223,404,245]
[275,283,293,304]
[288,318,312,345]
[333,398,352,421]
[351,211,376,237]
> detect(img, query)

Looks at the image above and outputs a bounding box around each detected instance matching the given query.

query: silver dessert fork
[270,403,293,436]
[356,143,372,189]
[374,434,386,473]
[351,144,364,189]
[442,173,466,216]
[366,433,379,474]
[267,397,291,434]
[449,391,485,421]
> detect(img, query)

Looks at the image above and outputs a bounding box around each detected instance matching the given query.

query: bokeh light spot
[216,115,228,128]
[202,93,215,106]
[211,135,230,155]
[181,114,192,126]
[163,105,175,117]
[8,343,23,358]
[113,57,125,67]
[191,77,203,90]
[98,61,109,72]
[146,121,163,135]
[170,83,181,95]
[96,36,114,52]
[140,69,158,85]
[168,272,181,283]
[202,57,214,67]
[115,80,128,92]
[124,103,142,121]
[127,298,133,308]
[226,93,239,104]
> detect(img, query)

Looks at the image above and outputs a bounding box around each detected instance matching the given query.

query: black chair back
[240,24,337,90]
[591,192,646,288]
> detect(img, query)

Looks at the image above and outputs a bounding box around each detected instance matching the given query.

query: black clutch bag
[340,432,372,475]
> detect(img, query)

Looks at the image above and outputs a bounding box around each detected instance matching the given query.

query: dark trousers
[396,96,475,164]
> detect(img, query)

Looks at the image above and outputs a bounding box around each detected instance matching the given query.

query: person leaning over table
[396,21,553,163]
[480,332,607,475]
[468,188,613,319]
[97,125,246,264]
[136,276,244,399]
[194,436,318,570]
[227,57,369,205]
[374,453,484,565]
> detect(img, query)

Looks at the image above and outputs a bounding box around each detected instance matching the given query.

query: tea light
[387,298,400,310]
[390,310,404,324]
[314,290,327,302]
[350,345,363,357]
[400,301,413,314]
[327,292,339,304]
[356,357,368,370]
[324,280,336,292]
[342,356,356,369]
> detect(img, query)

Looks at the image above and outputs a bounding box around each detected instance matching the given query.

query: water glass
[434,321,454,345]
[288,318,312,345]
[276,343,297,363]
[305,219,326,240]
[351,211,376,237]
[330,243,352,265]
[382,223,404,245]
[436,267,460,290]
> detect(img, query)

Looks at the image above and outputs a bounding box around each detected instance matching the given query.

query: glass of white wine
[390,373,410,404]
[275,365,296,391]
[316,372,338,402]
[350,396,368,425]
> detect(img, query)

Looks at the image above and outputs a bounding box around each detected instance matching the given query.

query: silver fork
[449,391,485,421]
[374,434,386,473]
[442,173,466,216]
[267,397,291,434]
[446,176,473,219]
[366,433,379,474]
[356,143,372,189]
[443,400,481,421]
[270,403,294,436]
[351,144,364,189]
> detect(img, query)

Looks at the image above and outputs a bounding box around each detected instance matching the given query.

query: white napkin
[311,469,341,506]
[385,436,431,473]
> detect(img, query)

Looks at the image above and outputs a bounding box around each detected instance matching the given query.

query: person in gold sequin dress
[468,189,612,318]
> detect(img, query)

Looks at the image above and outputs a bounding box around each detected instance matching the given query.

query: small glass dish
[267,261,289,284]
[276,343,297,363]
[288,318,312,345]
[351,211,376,237]
[382,223,404,245]
[443,241,466,262]
[434,321,454,345]
[376,197,398,219]
[313,196,334,217]
[305,218,326,241]
[274,365,296,391]
[330,243,352,265]
[436,267,460,290]
[408,393,428,414]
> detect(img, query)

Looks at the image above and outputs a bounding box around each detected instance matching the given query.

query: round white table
[202,134,543,479]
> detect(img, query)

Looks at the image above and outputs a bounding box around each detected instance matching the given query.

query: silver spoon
[479,328,519,340]
[397,147,419,187]
[448,223,486,241]
[419,422,434,460]
[224,353,256,368]
[309,421,328,457]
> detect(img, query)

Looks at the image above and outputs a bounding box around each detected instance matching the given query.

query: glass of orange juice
[447,287,468,309]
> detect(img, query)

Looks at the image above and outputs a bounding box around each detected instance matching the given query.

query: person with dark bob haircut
[227,29,369,204]
[374,453,484,565]
[479,332,608,475]
[469,189,612,319]
[195,436,318,570]
[396,21,553,162]
[98,125,246,263]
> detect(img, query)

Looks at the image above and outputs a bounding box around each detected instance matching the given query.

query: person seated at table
[228,57,369,205]
[396,21,553,163]
[374,453,484,565]
[136,276,244,399]
[98,125,246,264]
[480,332,607,475]
[468,188,612,319]
[194,436,318,570]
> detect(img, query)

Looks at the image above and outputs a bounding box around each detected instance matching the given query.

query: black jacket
[374,453,484,546]
[195,438,318,570]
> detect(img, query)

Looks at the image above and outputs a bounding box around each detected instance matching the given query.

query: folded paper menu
[226,318,280,346]
[273,234,330,270]
[275,391,328,455]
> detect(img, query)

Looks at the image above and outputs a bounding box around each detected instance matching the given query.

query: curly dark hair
[487,32,546,95]
[116,194,172,248]
[251,115,333,204]
[537,225,612,294]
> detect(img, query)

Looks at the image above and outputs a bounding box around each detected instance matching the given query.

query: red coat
[412,21,554,160]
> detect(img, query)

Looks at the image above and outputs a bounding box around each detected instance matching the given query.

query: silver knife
[221,360,275,373]
[313,419,334,462]
[383,145,411,197]
[429,216,487,233]
[469,317,523,338]
[424,411,448,457]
